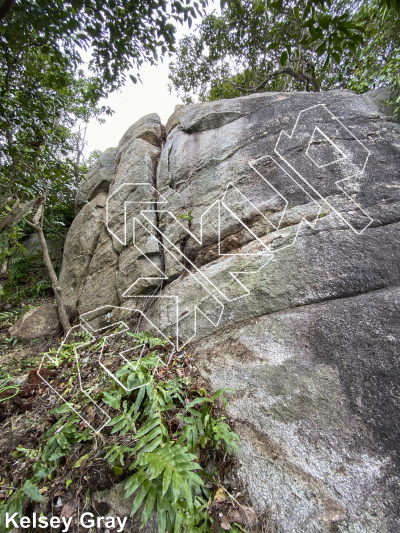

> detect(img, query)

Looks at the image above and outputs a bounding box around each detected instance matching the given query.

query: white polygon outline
[220,183,279,254]
[106,183,168,245]
[274,103,373,235]
[306,126,347,169]
[248,153,323,249]
[79,304,176,365]
[37,305,176,433]
[137,210,272,303]
[124,217,225,348]
[37,325,112,433]
[42,104,375,432]
[98,341,153,392]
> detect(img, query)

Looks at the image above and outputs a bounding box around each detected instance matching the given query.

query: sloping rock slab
[190,286,400,532]
[9,304,60,343]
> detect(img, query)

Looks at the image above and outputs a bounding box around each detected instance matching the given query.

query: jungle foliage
[0,0,206,203]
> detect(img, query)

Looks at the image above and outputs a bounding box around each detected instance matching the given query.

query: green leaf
[73,454,89,468]
[211,388,234,403]
[162,465,173,497]
[48,451,65,462]
[309,29,323,44]
[303,17,316,28]
[157,497,167,533]
[102,391,122,409]
[348,42,357,54]
[114,466,123,476]
[131,479,151,515]
[66,479,73,488]
[22,480,44,503]
[134,385,146,414]
[125,471,147,498]
[338,24,350,36]
[141,485,157,526]
[32,462,55,481]
[302,0,312,20]
[172,470,180,504]
[332,52,341,64]
[49,403,72,414]
[318,14,330,30]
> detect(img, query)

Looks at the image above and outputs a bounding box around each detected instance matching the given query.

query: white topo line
[38,104,374,432]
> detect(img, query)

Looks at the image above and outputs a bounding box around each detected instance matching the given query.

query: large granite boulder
[59,89,400,532]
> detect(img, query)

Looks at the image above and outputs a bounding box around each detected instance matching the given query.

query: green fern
[104,344,241,531]
[126,443,203,530]
[1,331,242,533]
[177,389,240,453]
[104,443,135,466]
[41,415,91,465]
[127,330,169,349]
[107,399,138,435]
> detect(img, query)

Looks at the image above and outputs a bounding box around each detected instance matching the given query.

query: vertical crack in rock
[151,143,166,291]
[154,207,166,289]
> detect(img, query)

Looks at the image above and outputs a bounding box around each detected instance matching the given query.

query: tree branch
[0,199,22,232]
[252,66,320,93]
[0,197,12,212]
[0,196,45,232]
[26,204,71,334]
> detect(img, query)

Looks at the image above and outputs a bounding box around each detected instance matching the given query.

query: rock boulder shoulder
[9,304,60,343]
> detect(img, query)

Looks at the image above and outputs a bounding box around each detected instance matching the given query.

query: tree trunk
[26,205,71,334]
[74,123,87,191]
[0,0,15,20]
[0,258,10,303]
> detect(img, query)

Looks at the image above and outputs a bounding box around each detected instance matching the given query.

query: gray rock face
[93,482,158,532]
[364,87,400,121]
[9,304,60,342]
[75,147,117,210]
[59,89,400,532]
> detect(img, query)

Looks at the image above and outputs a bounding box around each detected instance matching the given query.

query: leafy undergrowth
[0,317,265,532]
[0,296,58,377]
[1,245,59,306]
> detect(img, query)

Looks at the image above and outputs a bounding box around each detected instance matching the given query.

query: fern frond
[126,443,203,532]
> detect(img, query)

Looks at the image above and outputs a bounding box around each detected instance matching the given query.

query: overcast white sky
[84,4,218,156]
[85,58,181,155]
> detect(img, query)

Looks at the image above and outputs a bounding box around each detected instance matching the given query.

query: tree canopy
[347,0,400,104]
[0,0,207,304]
[0,0,206,205]
[169,0,400,110]
[5,0,206,93]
